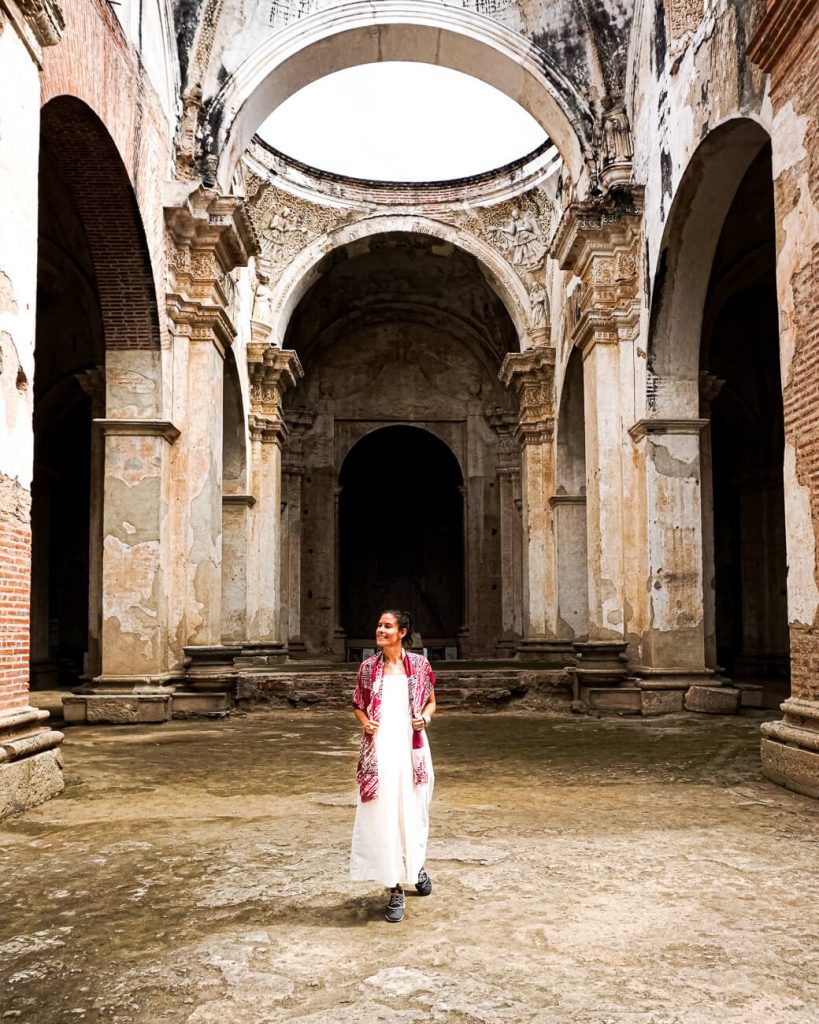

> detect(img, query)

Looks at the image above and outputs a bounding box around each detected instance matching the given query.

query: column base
[516,638,576,666]
[761,698,819,799]
[0,706,64,820]
[233,641,288,669]
[572,640,629,685]
[184,644,241,692]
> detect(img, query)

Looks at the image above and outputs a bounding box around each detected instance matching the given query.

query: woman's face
[375,614,406,649]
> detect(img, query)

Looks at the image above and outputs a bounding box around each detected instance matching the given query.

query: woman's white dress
[349,672,434,886]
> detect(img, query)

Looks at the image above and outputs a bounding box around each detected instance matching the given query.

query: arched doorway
[282,231,520,659]
[701,145,789,703]
[339,426,464,658]
[30,97,164,690]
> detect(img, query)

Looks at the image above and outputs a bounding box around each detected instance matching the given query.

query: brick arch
[40,96,162,351]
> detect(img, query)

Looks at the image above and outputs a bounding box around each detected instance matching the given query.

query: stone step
[171,692,232,719]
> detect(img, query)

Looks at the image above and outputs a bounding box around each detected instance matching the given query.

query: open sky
[256,62,549,181]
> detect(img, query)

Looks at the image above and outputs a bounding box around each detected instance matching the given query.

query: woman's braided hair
[382,609,413,648]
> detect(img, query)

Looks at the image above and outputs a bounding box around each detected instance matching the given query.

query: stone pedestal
[0,707,64,820]
[761,699,819,799]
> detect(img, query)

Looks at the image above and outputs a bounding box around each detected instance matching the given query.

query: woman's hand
[363,718,379,736]
[412,715,428,731]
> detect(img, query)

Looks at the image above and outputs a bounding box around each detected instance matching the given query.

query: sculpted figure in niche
[253,277,275,325]
[602,105,633,167]
[490,208,546,268]
[529,280,548,330]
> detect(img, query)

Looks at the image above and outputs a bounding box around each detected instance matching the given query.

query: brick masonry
[0,475,32,715]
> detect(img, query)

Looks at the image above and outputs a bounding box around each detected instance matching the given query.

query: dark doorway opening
[339,425,463,657]
[702,145,789,703]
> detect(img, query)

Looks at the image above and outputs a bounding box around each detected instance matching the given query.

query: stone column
[279,409,311,655]
[490,411,523,652]
[750,0,819,796]
[552,193,645,689]
[165,189,257,659]
[500,348,561,660]
[244,346,303,664]
[0,0,65,816]
[332,484,346,654]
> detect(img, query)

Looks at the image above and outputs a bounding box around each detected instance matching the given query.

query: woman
[350,609,437,923]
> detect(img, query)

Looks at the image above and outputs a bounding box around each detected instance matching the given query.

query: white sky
[256,62,549,181]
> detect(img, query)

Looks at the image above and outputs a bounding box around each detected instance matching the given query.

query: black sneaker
[385,887,405,923]
[415,867,432,896]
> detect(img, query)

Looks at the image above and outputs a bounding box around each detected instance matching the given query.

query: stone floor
[2,708,818,1023]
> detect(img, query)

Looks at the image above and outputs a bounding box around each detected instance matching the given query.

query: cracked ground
[1,708,818,1023]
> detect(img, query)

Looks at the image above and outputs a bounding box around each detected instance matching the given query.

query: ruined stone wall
[750,0,819,702]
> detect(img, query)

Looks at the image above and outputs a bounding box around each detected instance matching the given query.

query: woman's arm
[413,691,436,730]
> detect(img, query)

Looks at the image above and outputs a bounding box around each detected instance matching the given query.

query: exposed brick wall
[40,0,171,350]
[753,0,819,701]
[40,98,162,352]
[0,476,32,715]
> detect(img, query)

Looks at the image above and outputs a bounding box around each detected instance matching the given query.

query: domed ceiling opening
[256,62,550,182]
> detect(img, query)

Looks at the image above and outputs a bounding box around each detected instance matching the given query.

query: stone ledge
[63,694,172,725]
[761,737,819,799]
[685,685,740,714]
[641,689,685,716]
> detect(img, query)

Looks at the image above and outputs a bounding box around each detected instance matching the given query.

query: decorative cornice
[165,188,258,271]
[92,419,180,443]
[748,0,819,81]
[628,418,709,442]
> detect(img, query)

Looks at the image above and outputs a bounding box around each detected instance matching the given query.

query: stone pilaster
[500,348,558,657]
[94,418,180,688]
[628,417,711,680]
[165,188,257,651]
[246,346,303,657]
[280,409,313,654]
[552,190,644,659]
[221,493,256,643]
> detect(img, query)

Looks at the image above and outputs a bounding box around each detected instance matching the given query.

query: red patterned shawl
[352,650,436,802]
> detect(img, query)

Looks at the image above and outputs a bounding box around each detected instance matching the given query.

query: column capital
[165,187,259,352]
[499,349,555,445]
[551,187,644,354]
[248,347,303,444]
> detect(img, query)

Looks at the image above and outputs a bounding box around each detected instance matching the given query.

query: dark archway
[701,144,789,704]
[339,426,464,658]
